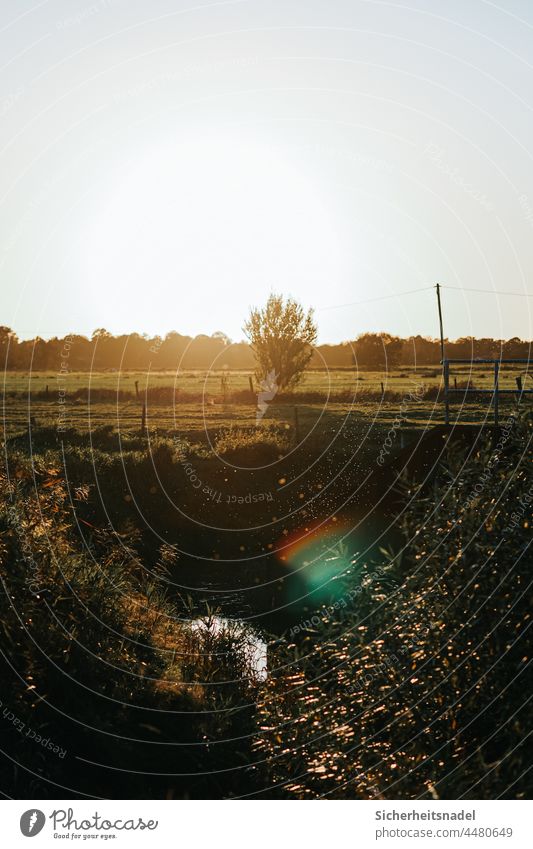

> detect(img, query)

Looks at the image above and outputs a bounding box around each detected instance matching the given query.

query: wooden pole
[141,403,146,433]
[248,375,254,398]
[494,361,500,427]
[437,283,448,426]
[135,380,139,400]
[436,283,445,364]
[444,361,450,425]
[294,406,300,441]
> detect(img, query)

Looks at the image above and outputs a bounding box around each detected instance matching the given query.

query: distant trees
[504,336,532,359]
[211,331,232,346]
[0,326,16,369]
[401,335,441,366]
[244,294,318,390]
[351,333,403,369]
[0,321,530,372]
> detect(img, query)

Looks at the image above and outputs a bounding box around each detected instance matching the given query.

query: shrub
[214,424,290,463]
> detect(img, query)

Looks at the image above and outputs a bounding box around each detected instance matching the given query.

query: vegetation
[0,346,530,799]
[214,423,291,462]
[1,323,530,372]
[244,294,318,389]
[254,411,532,799]
[0,451,263,798]
[4,361,530,445]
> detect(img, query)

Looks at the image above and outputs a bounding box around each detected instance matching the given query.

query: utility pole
[436,283,445,363]
[436,283,449,425]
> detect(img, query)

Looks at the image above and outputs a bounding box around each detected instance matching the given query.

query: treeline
[1,326,530,371]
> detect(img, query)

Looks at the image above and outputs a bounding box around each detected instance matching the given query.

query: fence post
[141,403,146,434]
[444,360,450,425]
[135,380,139,400]
[248,375,254,400]
[516,375,523,400]
[494,361,500,428]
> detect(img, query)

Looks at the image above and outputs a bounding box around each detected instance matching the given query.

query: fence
[442,359,532,426]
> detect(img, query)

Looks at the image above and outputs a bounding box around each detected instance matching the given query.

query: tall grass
[214,423,290,461]
[254,410,533,799]
[6,384,441,404]
[0,451,259,798]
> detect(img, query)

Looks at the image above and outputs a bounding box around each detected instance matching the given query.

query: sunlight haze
[1,0,532,342]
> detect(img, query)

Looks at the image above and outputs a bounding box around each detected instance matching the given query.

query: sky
[1,0,533,344]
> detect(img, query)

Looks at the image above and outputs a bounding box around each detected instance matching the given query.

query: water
[188,616,268,681]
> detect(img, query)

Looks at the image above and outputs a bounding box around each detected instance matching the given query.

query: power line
[317,285,433,312]
[316,282,533,314]
[442,285,533,298]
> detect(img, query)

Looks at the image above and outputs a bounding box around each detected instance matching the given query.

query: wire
[316,282,533,313]
[442,285,533,298]
[317,285,433,312]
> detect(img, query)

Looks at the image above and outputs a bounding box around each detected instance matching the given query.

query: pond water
[188,616,268,682]
[171,508,400,683]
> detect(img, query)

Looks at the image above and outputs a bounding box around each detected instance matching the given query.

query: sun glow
[83,135,341,339]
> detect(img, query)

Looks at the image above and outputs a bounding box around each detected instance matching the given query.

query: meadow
[2,363,527,396]
[2,365,525,439]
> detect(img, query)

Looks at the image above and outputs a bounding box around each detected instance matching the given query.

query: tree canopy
[243,294,318,390]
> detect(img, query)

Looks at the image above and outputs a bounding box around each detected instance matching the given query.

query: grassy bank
[255,411,533,798]
[0,402,530,799]
[0,455,262,798]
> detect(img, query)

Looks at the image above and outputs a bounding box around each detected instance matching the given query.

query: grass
[1,365,530,799]
[0,455,262,798]
[255,411,533,799]
[214,423,291,463]
[2,364,526,450]
[2,364,529,397]
[1,421,531,798]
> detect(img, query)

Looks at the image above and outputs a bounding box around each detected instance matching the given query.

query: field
[2,365,526,439]
[2,363,528,395]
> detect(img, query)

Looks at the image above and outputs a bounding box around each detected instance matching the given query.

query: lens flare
[277,519,360,606]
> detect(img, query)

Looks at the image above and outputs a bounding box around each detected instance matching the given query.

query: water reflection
[189,616,268,682]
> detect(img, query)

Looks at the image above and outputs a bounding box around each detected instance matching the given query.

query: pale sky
[1,0,532,343]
